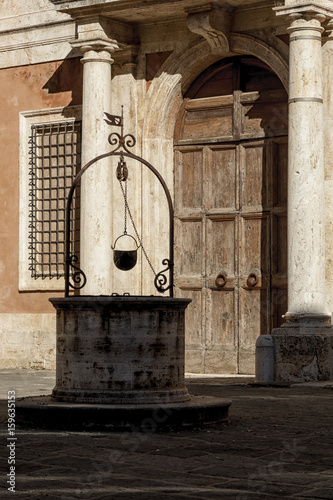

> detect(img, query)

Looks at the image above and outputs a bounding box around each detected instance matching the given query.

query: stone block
[272,326,333,382]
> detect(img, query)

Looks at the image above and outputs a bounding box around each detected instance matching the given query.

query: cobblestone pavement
[1,370,333,499]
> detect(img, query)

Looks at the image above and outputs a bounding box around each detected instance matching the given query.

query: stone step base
[51,387,191,404]
[16,395,231,432]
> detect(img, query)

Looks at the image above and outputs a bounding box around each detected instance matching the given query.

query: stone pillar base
[271,326,333,383]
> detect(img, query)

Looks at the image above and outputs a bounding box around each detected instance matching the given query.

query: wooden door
[174,57,288,374]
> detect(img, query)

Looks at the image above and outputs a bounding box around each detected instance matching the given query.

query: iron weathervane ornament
[64,107,174,297]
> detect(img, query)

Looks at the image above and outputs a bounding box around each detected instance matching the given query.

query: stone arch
[140,34,289,296]
[143,34,288,144]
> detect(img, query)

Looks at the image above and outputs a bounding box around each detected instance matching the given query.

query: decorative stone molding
[324,17,333,36]
[274,1,333,20]
[186,3,233,53]
[70,15,119,55]
[70,16,140,69]
[113,45,139,75]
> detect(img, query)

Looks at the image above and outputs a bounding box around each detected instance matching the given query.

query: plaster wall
[0,314,56,369]
[0,58,82,315]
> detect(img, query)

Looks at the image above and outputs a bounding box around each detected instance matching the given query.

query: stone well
[17,295,232,431]
[50,296,191,404]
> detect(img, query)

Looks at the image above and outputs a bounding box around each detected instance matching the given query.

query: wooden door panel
[205,215,238,368]
[175,218,203,277]
[272,213,288,328]
[240,214,270,280]
[242,102,288,139]
[239,288,270,340]
[178,288,204,349]
[273,140,288,208]
[182,107,233,141]
[174,149,203,212]
[205,348,238,374]
[206,289,237,348]
[272,287,288,329]
[271,138,288,328]
[239,287,270,373]
[240,144,267,209]
[192,63,234,98]
[241,90,288,139]
[239,290,261,346]
[206,216,237,280]
[205,147,237,211]
[178,288,205,373]
[181,97,233,143]
[272,214,287,277]
[239,212,270,373]
[206,288,238,373]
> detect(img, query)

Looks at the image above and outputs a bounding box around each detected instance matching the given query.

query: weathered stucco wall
[0,56,82,369]
[0,58,82,314]
[0,0,55,17]
[0,314,56,369]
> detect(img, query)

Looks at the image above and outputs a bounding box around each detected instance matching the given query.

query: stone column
[110,49,142,296]
[72,29,119,295]
[256,2,333,383]
[284,8,328,323]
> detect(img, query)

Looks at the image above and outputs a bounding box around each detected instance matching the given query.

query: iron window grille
[28,121,81,279]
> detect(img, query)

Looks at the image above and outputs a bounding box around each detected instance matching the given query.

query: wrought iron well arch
[64,110,174,297]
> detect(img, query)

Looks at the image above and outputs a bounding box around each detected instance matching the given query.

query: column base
[269,325,333,383]
[282,313,331,326]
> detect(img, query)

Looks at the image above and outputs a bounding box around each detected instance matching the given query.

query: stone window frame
[19,105,82,291]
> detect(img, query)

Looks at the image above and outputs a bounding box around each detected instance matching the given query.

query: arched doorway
[174,56,288,374]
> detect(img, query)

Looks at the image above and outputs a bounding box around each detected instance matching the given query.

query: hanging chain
[123,180,127,235]
[119,179,156,276]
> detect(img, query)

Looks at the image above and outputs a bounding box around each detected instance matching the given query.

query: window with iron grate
[28,121,81,279]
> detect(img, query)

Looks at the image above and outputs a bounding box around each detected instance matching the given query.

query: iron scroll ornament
[64,113,174,297]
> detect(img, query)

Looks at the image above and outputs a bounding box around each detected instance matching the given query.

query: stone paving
[1,370,333,499]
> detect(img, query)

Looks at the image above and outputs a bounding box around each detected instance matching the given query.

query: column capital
[274,2,333,23]
[72,38,119,54]
[70,15,119,60]
[71,39,119,66]
[113,45,139,75]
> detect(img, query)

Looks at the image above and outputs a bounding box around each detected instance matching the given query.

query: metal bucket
[112,234,139,271]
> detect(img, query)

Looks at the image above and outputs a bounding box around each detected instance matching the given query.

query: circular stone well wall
[50,296,191,404]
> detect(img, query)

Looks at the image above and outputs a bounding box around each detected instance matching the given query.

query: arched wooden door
[174,56,288,374]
